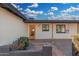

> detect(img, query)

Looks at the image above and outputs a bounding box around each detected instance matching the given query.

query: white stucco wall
[53,23,77,39]
[28,23,77,39]
[35,23,52,39]
[0,7,28,46]
[28,23,52,39]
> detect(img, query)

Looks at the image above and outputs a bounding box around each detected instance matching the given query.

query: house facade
[25,20,79,40]
[0,3,28,46]
[0,3,79,46]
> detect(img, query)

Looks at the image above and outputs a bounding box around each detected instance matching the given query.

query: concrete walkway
[52,39,72,56]
[0,39,72,56]
[52,45,65,56]
[30,39,72,56]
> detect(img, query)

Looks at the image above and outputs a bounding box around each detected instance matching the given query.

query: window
[56,24,66,33]
[42,24,49,31]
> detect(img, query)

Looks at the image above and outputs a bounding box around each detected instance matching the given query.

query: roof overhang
[24,20,79,23]
[0,3,27,21]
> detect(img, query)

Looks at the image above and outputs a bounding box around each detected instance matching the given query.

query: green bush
[10,37,29,50]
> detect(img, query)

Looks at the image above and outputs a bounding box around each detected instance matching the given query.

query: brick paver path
[0,39,72,56]
[52,45,65,56]
[30,39,72,56]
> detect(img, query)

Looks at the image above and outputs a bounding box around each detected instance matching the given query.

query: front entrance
[29,24,36,39]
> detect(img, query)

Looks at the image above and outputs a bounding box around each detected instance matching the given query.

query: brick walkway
[0,39,72,56]
[52,39,72,56]
[52,45,65,56]
[30,39,72,56]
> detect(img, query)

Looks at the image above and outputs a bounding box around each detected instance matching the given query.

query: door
[29,24,36,39]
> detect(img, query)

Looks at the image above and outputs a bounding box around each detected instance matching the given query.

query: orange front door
[29,24,36,39]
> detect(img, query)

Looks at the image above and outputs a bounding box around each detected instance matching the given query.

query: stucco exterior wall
[28,23,52,39]
[0,7,28,46]
[53,23,77,39]
[35,23,52,39]
[27,23,77,39]
[77,23,79,33]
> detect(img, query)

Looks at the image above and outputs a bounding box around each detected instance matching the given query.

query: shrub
[72,35,79,55]
[18,37,29,50]
[72,35,79,52]
[10,37,29,50]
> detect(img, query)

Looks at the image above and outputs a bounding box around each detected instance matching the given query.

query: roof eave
[0,3,27,21]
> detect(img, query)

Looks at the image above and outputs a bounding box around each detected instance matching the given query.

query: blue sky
[14,3,79,20]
